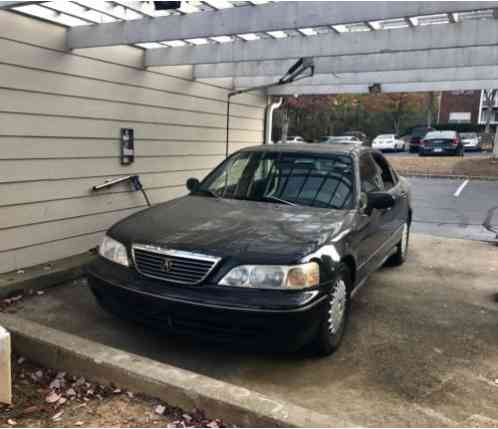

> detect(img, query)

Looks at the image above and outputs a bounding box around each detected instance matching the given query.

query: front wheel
[311,264,351,356]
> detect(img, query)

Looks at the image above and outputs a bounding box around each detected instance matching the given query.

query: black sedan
[86,144,412,356]
[419,130,464,156]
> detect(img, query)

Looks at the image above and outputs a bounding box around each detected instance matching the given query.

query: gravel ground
[387,154,498,178]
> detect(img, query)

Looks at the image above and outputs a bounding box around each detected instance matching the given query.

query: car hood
[109,195,352,264]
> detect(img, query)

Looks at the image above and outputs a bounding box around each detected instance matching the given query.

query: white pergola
[2,1,498,94]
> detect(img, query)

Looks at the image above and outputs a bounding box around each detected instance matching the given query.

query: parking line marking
[454,179,469,197]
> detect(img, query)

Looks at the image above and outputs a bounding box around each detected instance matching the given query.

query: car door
[353,152,389,280]
[371,152,408,253]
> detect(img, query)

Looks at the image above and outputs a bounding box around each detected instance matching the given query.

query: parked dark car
[86,144,412,356]
[419,130,464,156]
[409,126,434,153]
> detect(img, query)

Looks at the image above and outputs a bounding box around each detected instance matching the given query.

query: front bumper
[373,143,396,151]
[463,143,479,151]
[85,258,326,350]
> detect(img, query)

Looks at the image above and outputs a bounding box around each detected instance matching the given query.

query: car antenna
[225,57,314,158]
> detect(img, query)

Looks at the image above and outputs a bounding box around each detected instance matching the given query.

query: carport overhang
[2,1,498,95]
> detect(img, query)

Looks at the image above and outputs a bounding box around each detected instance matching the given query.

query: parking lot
[408,177,498,241]
[6,233,498,427]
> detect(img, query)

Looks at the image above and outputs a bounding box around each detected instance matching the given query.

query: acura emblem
[162,258,174,272]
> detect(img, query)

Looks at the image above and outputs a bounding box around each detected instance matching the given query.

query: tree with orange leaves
[361,93,427,136]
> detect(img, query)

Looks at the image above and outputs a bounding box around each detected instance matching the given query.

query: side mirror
[367,192,395,211]
[186,178,200,192]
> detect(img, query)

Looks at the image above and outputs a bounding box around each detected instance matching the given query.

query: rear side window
[372,152,397,190]
[359,153,384,193]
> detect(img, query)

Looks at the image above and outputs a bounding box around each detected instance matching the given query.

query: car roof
[239,143,365,156]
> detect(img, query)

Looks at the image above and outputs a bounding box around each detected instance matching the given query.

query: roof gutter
[264,97,283,145]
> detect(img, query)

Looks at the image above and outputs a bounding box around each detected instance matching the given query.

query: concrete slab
[0,251,95,299]
[3,234,498,427]
[1,314,338,428]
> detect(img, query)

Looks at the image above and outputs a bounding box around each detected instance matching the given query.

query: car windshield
[425,131,456,139]
[197,150,355,210]
[377,134,394,139]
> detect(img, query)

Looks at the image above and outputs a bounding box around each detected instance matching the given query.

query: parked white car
[372,134,405,152]
[277,135,306,144]
[460,132,481,151]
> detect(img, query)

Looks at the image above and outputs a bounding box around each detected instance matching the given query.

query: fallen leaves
[22,405,41,415]
[45,391,61,404]
[7,355,230,428]
[154,405,166,415]
[1,288,49,312]
[51,410,64,421]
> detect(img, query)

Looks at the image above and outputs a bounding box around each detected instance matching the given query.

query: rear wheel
[386,221,409,266]
[311,264,351,356]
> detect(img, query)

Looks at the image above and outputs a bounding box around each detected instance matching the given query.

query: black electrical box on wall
[154,1,181,10]
[120,128,135,165]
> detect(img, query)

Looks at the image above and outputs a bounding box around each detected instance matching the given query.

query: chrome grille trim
[132,244,221,285]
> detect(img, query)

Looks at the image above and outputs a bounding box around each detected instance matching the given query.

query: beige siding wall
[0,11,266,273]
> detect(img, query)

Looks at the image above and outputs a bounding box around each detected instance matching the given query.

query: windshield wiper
[263,195,298,207]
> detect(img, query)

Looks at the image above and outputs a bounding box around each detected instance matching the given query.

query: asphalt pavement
[388,150,484,158]
[407,176,498,242]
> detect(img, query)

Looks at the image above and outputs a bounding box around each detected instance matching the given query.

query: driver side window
[359,153,384,193]
[372,152,397,190]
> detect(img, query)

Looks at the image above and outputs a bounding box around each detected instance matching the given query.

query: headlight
[98,235,129,267]
[219,262,319,289]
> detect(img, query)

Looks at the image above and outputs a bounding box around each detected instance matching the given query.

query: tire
[386,221,410,267]
[311,264,351,356]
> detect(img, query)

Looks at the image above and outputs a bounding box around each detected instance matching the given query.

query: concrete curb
[400,173,498,181]
[0,313,350,428]
[0,252,95,299]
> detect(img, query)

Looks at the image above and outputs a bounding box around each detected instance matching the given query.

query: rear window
[377,134,394,139]
[461,133,477,138]
[425,131,456,139]
[412,128,431,137]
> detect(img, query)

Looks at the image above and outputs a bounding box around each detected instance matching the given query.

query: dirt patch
[387,155,498,178]
[0,356,229,428]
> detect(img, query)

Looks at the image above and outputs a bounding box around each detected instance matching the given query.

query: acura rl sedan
[86,144,412,356]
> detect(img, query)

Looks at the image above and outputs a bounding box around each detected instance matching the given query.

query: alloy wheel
[401,223,409,258]
[328,279,347,334]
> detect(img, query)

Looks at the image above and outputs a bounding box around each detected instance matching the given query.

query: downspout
[264,97,283,144]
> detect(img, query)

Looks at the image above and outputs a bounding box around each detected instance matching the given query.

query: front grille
[132,244,220,285]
